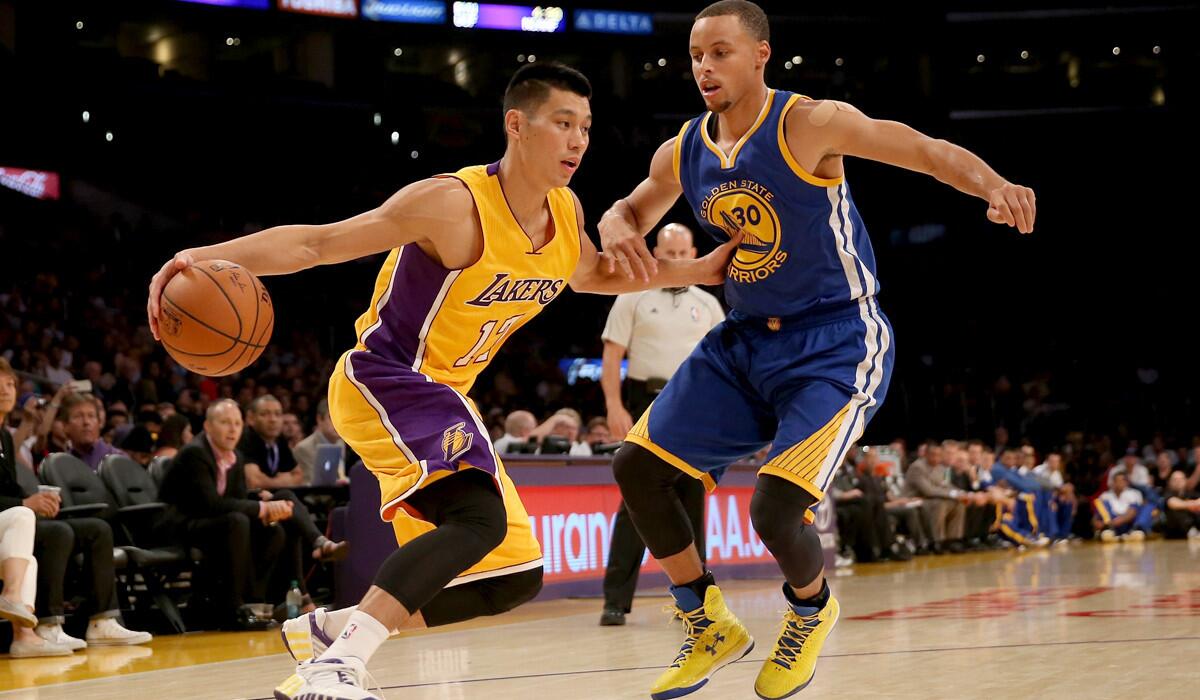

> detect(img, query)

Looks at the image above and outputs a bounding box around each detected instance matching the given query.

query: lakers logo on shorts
[701,182,787,284]
[441,422,474,462]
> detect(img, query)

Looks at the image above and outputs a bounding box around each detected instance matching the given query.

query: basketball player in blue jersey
[147,64,740,700]
[599,2,1037,698]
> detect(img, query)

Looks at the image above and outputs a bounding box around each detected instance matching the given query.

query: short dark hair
[696,0,769,42]
[502,62,592,116]
[247,394,280,415]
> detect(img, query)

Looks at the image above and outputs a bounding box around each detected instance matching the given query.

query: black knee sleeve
[612,443,697,559]
[373,469,508,613]
[750,474,825,588]
[419,567,544,627]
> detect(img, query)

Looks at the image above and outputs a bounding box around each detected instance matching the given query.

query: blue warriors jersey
[676,89,879,319]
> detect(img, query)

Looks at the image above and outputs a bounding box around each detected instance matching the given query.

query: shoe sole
[86,637,150,646]
[650,637,755,700]
[273,674,303,700]
[756,671,816,700]
[274,678,381,700]
[8,647,74,658]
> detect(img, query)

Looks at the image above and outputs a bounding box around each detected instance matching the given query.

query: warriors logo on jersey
[700,179,786,284]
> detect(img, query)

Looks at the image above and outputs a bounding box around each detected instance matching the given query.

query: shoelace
[663,606,712,669]
[768,611,820,671]
[303,659,385,698]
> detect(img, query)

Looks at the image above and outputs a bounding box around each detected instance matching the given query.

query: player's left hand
[694,231,744,285]
[986,182,1036,234]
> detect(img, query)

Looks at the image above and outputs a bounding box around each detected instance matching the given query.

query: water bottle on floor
[286,581,302,620]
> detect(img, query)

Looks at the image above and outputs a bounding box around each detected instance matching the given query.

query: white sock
[320,606,354,638]
[322,606,405,638]
[318,610,389,665]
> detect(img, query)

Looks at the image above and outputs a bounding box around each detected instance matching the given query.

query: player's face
[524,89,591,186]
[689,15,769,113]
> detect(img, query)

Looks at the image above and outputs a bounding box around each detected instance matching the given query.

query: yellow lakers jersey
[351,162,581,393]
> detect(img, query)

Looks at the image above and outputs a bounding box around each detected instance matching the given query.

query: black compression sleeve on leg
[612,443,699,559]
[419,567,544,627]
[749,474,825,589]
[371,469,507,614]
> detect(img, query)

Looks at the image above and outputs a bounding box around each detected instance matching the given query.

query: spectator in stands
[281,412,304,451]
[1033,452,1066,489]
[62,392,125,471]
[116,425,155,467]
[154,413,193,460]
[551,408,592,456]
[0,359,151,649]
[1162,470,1200,539]
[949,451,995,549]
[903,443,966,553]
[238,396,346,563]
[1151,452,1175,491]
[582,417,612,449]
[293,399,344,483]
[239,395,302,488]
[832,452,908,563]
[1118,449,1151,488]
[0,505,73,656]
[1093,470,1153,542]
[159,399,284,631]
[493,410,572,454]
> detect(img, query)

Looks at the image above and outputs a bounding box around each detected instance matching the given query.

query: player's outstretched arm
[788,100,1037,234]
[147,177,472,339]
[597,137,685,282]
[573,192,740,295]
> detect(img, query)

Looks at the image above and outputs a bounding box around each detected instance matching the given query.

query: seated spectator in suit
[160,399,290,630]
[239,395,303,488]
[62,393,125,471]
[1162,470,1200,539]
[903,443,966,553]
[831,451,908,563]
[1093,469,1155,541]
[0,360,149,649]
[293,400,343,484]
[949,451,997,549]
[240,395,345,560]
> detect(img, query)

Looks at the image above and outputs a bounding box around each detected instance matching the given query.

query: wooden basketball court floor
[2,540,1197,699]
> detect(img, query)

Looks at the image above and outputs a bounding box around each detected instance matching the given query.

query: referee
[599,223,724,626]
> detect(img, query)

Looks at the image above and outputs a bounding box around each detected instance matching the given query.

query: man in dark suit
[239,395,347,562]
[239,395,304,489]
[161,399,292,630]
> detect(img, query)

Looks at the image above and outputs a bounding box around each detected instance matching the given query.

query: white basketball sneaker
[273,656,381,700]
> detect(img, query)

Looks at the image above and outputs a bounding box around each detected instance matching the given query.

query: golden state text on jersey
[676,89,880,319]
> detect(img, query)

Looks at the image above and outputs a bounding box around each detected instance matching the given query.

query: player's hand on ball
[986,182,1036,235]
[598,211,657,282]
[695,230,744,285]
[147,251,195,340]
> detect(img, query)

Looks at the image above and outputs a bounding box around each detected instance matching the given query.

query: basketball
[156,260,274,377]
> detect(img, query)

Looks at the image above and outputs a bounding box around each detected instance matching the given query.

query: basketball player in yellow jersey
[147,63,741,700]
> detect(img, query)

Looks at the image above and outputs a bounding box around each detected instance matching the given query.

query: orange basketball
[157,260,274,377]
